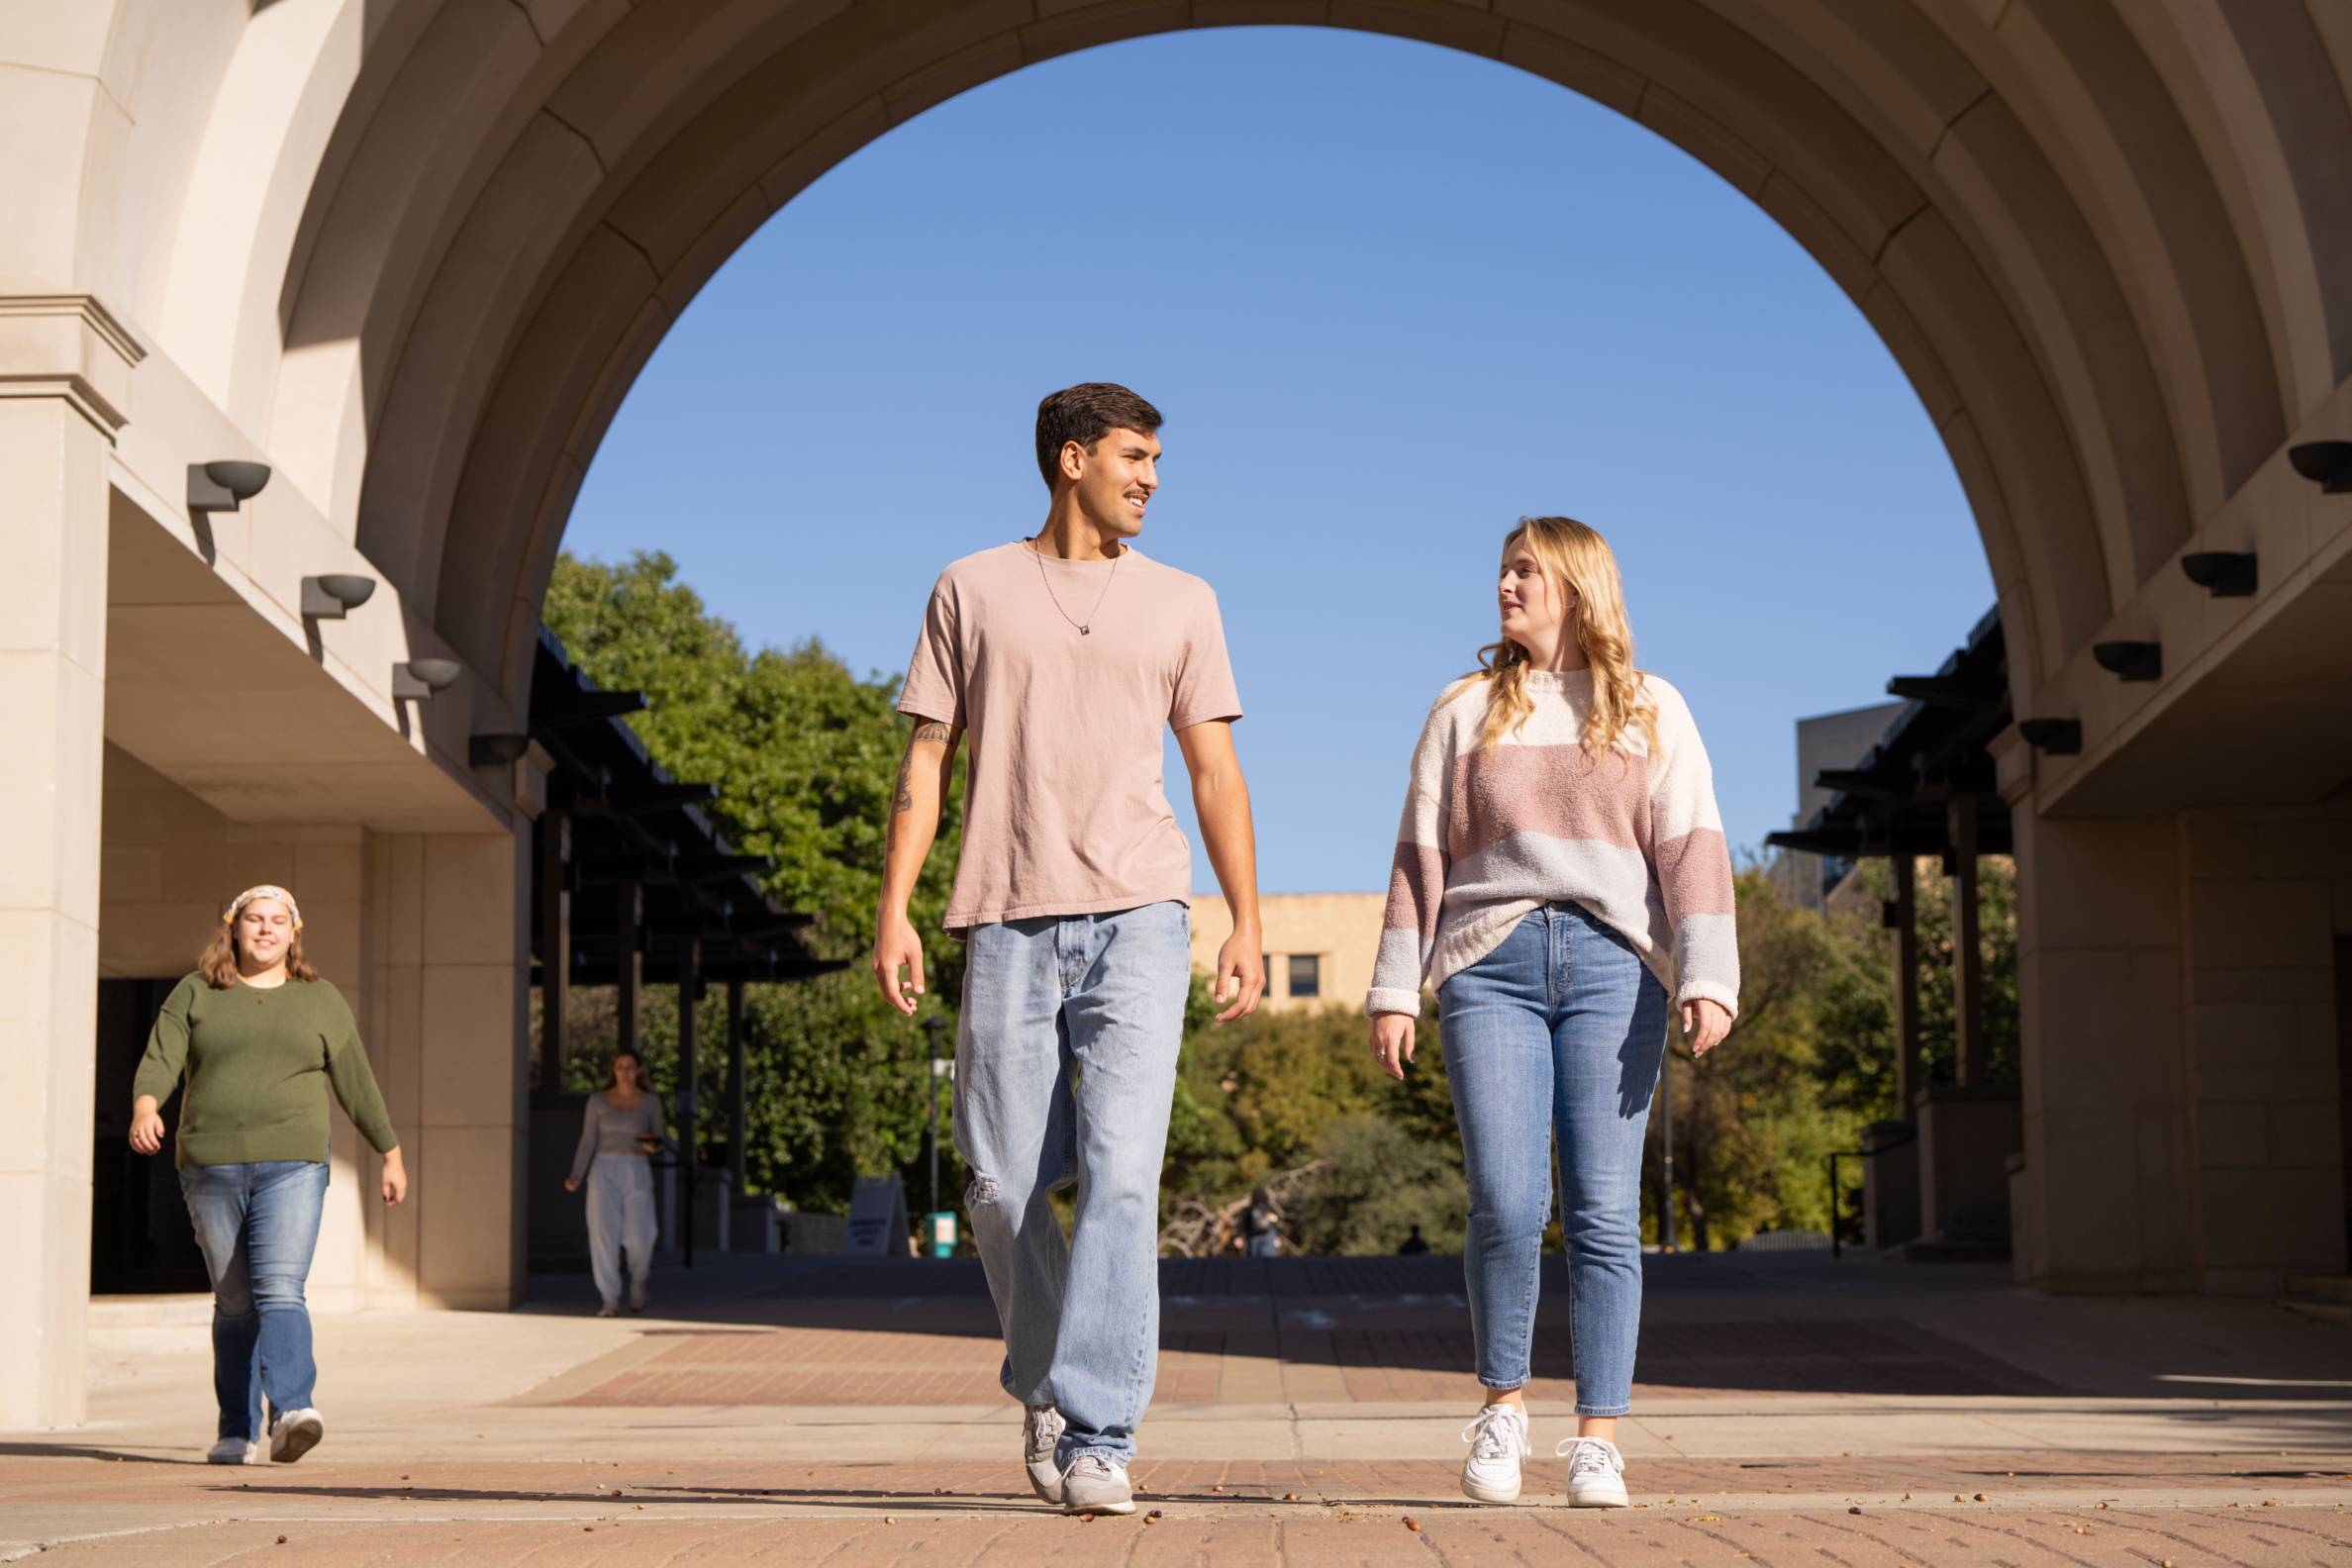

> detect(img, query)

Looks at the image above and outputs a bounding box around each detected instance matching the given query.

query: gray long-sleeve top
[568,1090,667,1185]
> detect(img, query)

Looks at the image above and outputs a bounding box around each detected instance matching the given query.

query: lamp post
[921,1015,949,1231]
[1657,1055,1677,1252]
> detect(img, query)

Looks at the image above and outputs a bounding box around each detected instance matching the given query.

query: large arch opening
[16,0,2352,1426]
[275,0,2235,718]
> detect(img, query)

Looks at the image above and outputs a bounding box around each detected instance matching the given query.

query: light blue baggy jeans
[1438,900,1671,1417]
[955,900,1191,1467]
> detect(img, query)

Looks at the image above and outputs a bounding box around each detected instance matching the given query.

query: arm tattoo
[893,723,951,819]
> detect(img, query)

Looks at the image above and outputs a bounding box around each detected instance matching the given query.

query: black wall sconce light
[2288,441,2352,494]
[2017,718,2083,754]
[187,459,270,517]
[392,658,462,701]
[2181,551,2256,597]
[300,573,376,620]
[469,733,532,767]
[2092,640,2161,682]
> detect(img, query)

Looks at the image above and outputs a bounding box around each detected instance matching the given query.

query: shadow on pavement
[515,1250,2352,1408]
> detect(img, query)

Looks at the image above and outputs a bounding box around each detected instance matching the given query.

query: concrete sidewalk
[7,1251,2351,1563]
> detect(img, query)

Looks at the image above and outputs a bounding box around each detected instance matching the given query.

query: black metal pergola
[526,628,843,1204]
[1766,607,2014,1109]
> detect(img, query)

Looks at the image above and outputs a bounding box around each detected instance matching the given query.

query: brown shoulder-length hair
[199,903,321,990]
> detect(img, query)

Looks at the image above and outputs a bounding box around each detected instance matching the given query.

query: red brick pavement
[560,1315,2048,1407]
[23,1505,2352,1566]
[10,1455,2350,1563]
[8,1453,2350,1508]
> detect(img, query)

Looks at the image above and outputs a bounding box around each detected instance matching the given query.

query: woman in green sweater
[129,886,406,1466]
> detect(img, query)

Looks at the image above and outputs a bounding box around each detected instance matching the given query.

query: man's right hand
[872,910,927,1018]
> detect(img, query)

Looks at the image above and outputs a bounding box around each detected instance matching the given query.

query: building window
[1288,953,1321,999]
[1262,954,1274,994]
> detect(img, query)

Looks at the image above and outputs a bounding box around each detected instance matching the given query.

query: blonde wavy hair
[198,899,320,990]
[1471,516,1658,758]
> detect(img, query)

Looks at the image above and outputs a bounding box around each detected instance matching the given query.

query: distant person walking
[129,886,406,1466]
[1241,1187,1282,1258]
[1365,517,1737,1510]
[873,383,1265,1516]
[563,1048,666,1317]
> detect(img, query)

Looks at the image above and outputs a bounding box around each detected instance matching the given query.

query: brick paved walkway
[9,1251,2351,1563]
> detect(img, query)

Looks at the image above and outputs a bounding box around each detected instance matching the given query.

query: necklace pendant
[1080,626,1091,636]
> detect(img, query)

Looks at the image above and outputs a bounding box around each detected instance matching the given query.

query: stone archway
[9,0,2352,1425]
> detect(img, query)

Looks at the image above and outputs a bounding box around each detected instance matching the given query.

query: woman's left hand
[1680,999,1731,1056]
[381,1147,409,1207]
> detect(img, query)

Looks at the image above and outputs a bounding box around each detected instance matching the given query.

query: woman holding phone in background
[564,1047,667,1316]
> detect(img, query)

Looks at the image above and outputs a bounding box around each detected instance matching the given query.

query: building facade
[1189,893,1387,1013]
[9,0,2352,1427]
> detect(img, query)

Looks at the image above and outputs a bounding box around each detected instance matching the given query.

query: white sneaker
[206,1436,257,1465]
[268,1408,326,1464]
[1022,1405,1066,1504]
[1458,1402,1530,1503]
[1560,1435,1628,1507]
[1060,1453,1135,1516]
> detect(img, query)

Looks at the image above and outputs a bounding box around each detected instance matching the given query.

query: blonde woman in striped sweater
[1364,516,1737,1509]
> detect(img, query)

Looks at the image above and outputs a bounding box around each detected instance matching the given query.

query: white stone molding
[0,294,147,438]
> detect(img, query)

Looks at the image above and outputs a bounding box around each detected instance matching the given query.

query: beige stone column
[0,296,141,1425]
[2009,808,2197,1292]
[2177,811,2349,1293]
[361,829,531,1308]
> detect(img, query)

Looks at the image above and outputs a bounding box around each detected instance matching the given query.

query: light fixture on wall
[301,573,376,619]
[187,459,271,517]
[2288,441,2352,494]
[2181,551,2256,597]
[2091,640,2161,682]
[469,733,531,767]
[392,658,462,701]
[2017,717,2083,754]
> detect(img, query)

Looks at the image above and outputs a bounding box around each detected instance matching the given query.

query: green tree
[540,550,965,1214]
[1646,865,1889,1248]
[1160,989,1467,1255]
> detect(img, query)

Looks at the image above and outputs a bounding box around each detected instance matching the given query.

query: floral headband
[225,885,303,931]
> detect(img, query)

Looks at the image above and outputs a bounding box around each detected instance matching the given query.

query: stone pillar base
[1908,1085,2021,1262]
[1861,1119,1921,1252]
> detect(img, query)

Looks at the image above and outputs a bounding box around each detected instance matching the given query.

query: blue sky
[565,27,1991,897]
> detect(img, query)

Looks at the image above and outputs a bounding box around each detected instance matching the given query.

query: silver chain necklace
[1025,537,1121,636]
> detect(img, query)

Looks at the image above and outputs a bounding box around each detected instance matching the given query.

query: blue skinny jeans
[1440,900,1670,1416]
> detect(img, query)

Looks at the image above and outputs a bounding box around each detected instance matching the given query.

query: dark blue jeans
[177,1160,330,1440]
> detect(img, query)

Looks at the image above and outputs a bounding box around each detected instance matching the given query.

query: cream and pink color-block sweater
[1364,667,1739,1020]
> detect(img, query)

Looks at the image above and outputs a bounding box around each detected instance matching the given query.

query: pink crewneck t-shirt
[897,540,1242,935]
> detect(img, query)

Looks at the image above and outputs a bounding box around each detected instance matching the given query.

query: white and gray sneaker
[1060,1453,1135,1516]
[1022,1405,1066,1504]
[1458,1402,1531,1503]
[206,1436,257,1465]
[268,1408,326,1464]
[1559,1435,1629,1507]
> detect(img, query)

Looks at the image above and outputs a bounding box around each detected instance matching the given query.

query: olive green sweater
[133,973,399,1169]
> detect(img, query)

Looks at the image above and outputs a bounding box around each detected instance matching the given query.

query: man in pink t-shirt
[873,383,1265,1516]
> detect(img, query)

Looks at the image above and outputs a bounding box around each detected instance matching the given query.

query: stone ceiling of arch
[277,0,2322,713]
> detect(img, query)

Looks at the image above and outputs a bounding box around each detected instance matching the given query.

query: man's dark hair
[1034,382,1162,490]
